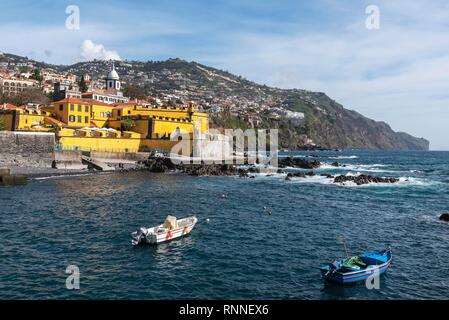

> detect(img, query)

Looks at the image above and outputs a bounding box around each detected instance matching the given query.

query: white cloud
[79,40,121,61]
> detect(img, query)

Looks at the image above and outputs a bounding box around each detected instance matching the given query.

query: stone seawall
[0,131,55,167]
[90,151,150,163]
[54,150,87,169]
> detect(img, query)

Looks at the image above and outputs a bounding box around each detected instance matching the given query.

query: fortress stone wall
[0,131,55,167]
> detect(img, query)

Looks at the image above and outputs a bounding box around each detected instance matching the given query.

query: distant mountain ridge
[0,52,429,150]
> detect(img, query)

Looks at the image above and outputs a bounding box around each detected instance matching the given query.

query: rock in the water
[239,168,249,178]
[439,213,449,222]
[331,162,339,167]
[285,171,316,180]
[334,174,399,186]
[186,164,240,176]
[143,157,176,172]
[278,157,321,169]
[321,173,335,179]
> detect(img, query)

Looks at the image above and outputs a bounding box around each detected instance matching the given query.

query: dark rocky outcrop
[334,174,399,186]
[279,157,321,169]
[439,213,449,222]
[331,162,339,167]
[184,164,242,177]
[142,157,260,177]
[285,171,316,180]
[142,157,177,173]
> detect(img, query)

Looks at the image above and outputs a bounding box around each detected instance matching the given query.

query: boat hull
[132,217,197,245]
[320,249,392,285]
[153,221,196,244]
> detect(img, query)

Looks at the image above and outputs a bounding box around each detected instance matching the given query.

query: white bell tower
[106,62,121,90]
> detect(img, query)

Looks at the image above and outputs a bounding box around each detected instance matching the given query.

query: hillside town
[0,52,428,151]
[0,52,306,129]
[0,57,215,158]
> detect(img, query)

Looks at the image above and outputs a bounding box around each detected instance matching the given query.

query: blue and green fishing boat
[320,249,392,285]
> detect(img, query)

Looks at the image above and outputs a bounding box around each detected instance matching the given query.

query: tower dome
[105,62,121,90]
[107,63,120,80]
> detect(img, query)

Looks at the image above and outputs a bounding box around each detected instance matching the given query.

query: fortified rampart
[0,131,55,167]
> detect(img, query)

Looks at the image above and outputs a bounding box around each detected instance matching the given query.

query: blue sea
[1,150,449,300]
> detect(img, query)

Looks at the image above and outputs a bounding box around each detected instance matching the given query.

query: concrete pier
[81,156,116,171]
[0,167,28,186]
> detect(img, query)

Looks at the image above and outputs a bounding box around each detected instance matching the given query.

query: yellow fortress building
[0,65,210,154]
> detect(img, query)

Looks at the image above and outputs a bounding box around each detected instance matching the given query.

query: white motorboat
[131,215,198,245]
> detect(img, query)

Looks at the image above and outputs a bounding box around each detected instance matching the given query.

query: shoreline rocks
[439,213,449,222]
[334,174,399,186]
[279,157,321,169]
[285,171,316,180]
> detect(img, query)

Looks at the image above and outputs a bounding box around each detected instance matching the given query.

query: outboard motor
[132,227,148,245]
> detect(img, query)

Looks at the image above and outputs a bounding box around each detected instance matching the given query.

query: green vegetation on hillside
[210,113,249,131]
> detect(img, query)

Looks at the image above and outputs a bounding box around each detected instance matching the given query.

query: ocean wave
[281,172,435,188]
[320,163,396,173]
[334,176,435,188]
[328,155,359,159]
[33,173,96,180]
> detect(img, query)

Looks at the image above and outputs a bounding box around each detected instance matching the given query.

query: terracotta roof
[114,102,138,107]
[45,117,66,126]
[1,103,26,110]
[53,97,112,107]
[53,97,89,105]
[82,99,113,107]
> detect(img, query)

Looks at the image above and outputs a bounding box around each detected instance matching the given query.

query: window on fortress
[85,117,89,123]
[100,112,105,118]
[59,105,63,111]
[85,105,89,112]
[70,104,74,111]
[69,115,75,122]
[78,105,81,112]
[78,116,82,123]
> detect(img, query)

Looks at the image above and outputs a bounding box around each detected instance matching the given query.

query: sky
[0,0,448,150]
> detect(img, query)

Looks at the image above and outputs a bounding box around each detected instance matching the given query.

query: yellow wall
[90,104,115,127]
[107,118,195,139]
[60,136,141,153]
[59,136,180,153]
[53,101,91,127]
[17,112,47,130]
[192,114,209,132]
[152,119,193,138]
[33,100,210,154]
[0,109,52,131]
